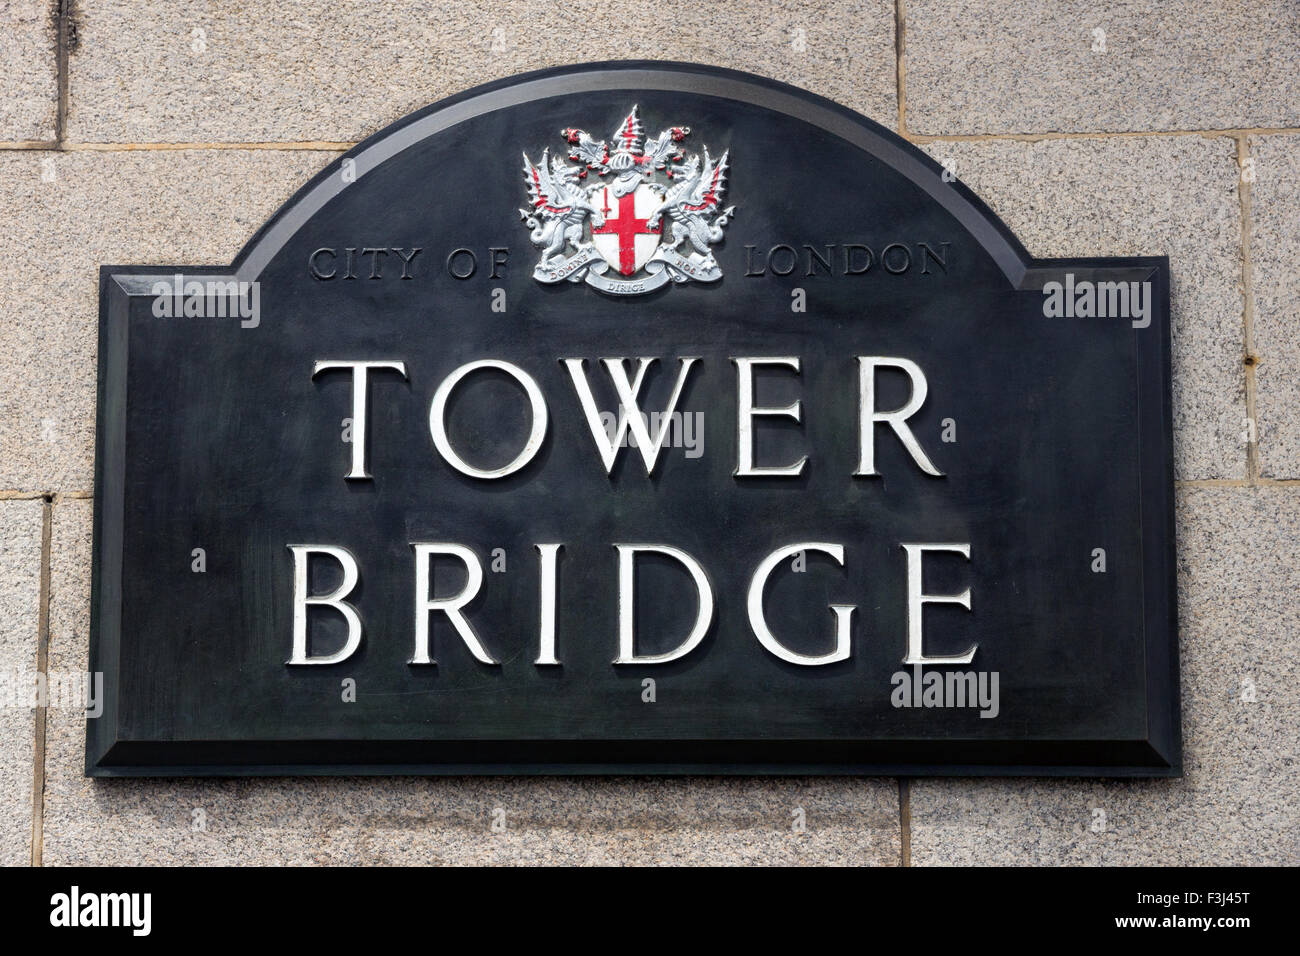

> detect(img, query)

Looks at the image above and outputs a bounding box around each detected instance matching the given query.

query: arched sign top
[231,60,1035,287]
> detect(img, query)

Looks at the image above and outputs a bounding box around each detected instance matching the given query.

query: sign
[91,62,1179,776]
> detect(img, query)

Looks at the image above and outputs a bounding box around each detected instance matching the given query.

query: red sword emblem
[591,187,661,276]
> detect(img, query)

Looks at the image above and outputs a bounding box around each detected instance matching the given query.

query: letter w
[564,358,699,474]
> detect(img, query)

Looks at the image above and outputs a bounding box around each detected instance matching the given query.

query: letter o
[446,248,477,279]
[882,243,912,274]
[429,360,548,479]
[768,244,798,276]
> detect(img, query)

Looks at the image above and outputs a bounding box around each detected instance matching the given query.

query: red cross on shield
[591,184,662,276]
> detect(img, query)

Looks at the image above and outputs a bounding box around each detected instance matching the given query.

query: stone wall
[1,0,1296,865]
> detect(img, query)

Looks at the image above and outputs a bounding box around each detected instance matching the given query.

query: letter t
[313,360,407,479]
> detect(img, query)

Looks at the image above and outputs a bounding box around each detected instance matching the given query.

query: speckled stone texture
[910,487,1300,865]
[0,1,56,141]
[0,150,340,492]
[65,0,898,144]
[922,137,1246,481]
[42,500,900,865]
[905,1,1300,135]
[1246,134,1300,479]
[0,498,41,865]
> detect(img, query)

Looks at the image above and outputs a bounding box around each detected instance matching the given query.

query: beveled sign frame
[90,61,1179,777]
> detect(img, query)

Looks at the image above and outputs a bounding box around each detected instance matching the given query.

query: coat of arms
[520,106,735,296]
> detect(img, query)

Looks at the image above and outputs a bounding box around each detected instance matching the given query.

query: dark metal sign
[91,62,1178,776]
